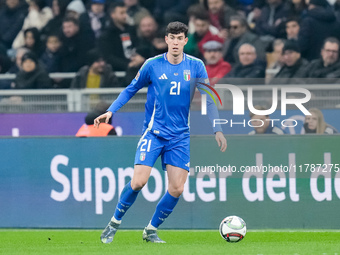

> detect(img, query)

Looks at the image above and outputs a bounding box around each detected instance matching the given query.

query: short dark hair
[229,15,248,29]
[194,10,210,22]
[109,2,125,14]
[165,22,188,37]
[323,37,340,48]
[187,3,207,18]
[31,0,46,11]
[62,16,79,26]
[285,17,300,26]
[87,49,105,66]
[46,33,61,40]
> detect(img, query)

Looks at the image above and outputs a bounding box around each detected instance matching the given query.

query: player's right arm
[94,111,112,128]
[94,61,151,127]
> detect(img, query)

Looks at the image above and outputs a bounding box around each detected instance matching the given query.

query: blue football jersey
[107,53,222,139]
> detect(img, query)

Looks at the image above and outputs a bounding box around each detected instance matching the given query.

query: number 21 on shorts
[140,139,152,152]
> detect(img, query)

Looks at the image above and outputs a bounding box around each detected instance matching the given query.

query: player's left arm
[196,61,227,152]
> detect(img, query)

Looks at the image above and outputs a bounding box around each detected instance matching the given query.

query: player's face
[305,114,318,130]
[321,42,339,66]
[251,115,270,134]
[165,33,188,57]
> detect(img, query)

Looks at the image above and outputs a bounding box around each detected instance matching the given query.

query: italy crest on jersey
[184,70,191,81]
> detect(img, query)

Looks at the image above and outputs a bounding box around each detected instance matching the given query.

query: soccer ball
[219,215,246,242]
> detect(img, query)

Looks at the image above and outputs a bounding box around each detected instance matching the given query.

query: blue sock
[150,191,179,228]
[113,181,140,220]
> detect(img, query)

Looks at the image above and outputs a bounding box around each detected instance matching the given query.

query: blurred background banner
[1,109,340,136]
[0,135,339,229]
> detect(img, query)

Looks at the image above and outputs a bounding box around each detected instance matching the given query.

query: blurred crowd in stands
[1,0,340,89]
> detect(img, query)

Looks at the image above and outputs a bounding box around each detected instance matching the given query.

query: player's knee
[131,179,147,191]
[168,185,184,197]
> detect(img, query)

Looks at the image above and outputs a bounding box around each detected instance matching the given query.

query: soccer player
[94,21,227,243]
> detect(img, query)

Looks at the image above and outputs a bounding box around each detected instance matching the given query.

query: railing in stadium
[1,84,340,113]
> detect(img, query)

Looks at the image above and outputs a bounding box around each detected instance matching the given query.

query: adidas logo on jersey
[159,74,168,79]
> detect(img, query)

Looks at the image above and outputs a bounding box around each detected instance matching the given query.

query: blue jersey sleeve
[196,61,223,133]
[107,63,150,114]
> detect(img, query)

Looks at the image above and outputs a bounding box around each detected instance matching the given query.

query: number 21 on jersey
[170,81,180,95]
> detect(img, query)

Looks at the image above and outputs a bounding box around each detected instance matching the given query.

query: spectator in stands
[335,0,340,23]
[12,0,53,49]
[271,39,308,84]
[287,0,307,18]
[224,43,266,84]
[71,49,118,89]
[0,54,12,89]
[223,15,266,65]
[151,29,168,55]
[249,106,285,134]
[59,16,95,73]
[187,4,219,35]
[298,0,340,61]
[153,0,191,26]
[135,16,158,59]
[268,38,285,70]
[98,2,137,72]
[7,47,29,74]
[13,52,52,89]
[76,102,117,137]
[124,0,150,26]
[285,17,300,40]
[203,40,231,85]
[266,38,285,81]
[123,15,158,84]
[79,0,107,39]
[306,37,340,82]
[254,0,290,38]
[0,0,27,50]
[66,0,86,19]
[185,11,223,59]
[204,0,237,31]
[0,54,11,74]
[23,28,43,57]
[41,0,69,41]
[303,108,338,134]
[40,33,62,73]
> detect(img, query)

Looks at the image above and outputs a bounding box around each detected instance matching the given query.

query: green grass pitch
[0,229,339,255]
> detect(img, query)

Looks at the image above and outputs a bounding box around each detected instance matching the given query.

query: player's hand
[215,131,227,152]
[94,111,112,128]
